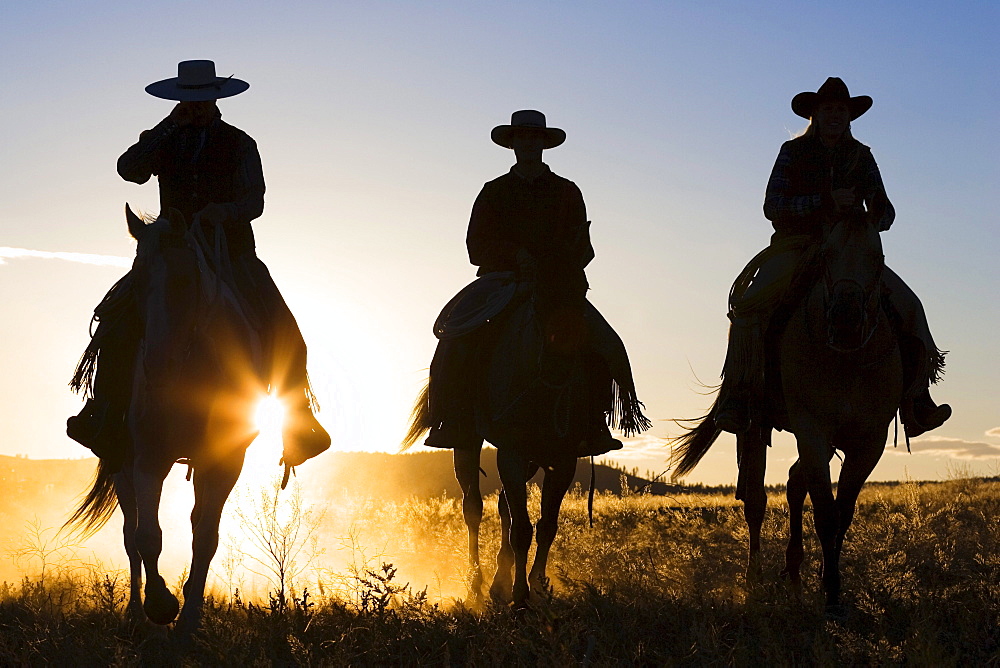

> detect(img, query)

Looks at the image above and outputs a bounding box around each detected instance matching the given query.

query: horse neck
[134,240,208,382]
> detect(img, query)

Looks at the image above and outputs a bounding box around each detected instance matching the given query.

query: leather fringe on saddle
[609,379,652,437]
[70,274,137,398]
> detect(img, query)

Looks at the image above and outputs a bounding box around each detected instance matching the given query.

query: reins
[820,259,884,354]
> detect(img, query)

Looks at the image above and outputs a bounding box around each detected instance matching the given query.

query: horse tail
[401,378,432,451]
[64,457,119,537]
[670,403,724,479]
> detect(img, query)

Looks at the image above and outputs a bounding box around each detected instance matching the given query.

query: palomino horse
[68,206,262,635]
[672,215,903,609]
[406,290,648,608]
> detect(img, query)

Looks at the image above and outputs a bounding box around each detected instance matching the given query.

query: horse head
[126,204,202,382]
[819,214,885,352]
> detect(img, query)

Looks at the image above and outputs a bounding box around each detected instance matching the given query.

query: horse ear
[125,204,145,240]
[167,207,188,235]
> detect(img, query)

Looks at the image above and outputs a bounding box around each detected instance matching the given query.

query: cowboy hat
[144,60,249,102]
[491,110,566,149]
[791,77,872,121]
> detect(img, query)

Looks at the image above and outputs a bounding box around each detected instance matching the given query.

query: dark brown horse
[67,206,262,636]
[672,215,903,610]
[406,293,648,608]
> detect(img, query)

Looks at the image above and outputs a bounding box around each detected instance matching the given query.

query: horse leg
[528,455,576,593]
[780,459,808,599]
[489,486,514,602]
[797,431,840,607]
[736,427,767,585]
[495,448,533,608]
[832,440,883,594]
[133,456,179,625]
[175,447,247,637]
[454,445,485,603]
[113,468,145,626]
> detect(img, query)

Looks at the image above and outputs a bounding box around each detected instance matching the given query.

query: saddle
[729,236,900,435]
[431,275,649,463]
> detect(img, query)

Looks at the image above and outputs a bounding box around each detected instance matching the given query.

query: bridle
[819,234,885,354]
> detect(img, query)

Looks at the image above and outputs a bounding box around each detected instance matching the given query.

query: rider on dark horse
[422,110,645,458]
[714,77,951,439]
[67,60,330,470]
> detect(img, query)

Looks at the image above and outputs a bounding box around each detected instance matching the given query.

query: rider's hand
[831,187,856,211]
[195,203,229,227]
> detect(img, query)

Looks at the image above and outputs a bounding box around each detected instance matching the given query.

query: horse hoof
[143,587,180,625]
[509,599,530,616]
[489,585,511,605]
[824,603,848,622]
[174,609,202,640]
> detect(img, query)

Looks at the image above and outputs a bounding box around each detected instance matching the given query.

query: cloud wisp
[900,435,1000,460]
[0,247,131,269]
[597,433,669,468]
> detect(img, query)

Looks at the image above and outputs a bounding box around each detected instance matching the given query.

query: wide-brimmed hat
[491,110,566,149]
[791,77,872,121]
[144,60,249,102]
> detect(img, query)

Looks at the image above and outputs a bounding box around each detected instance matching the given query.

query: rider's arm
[117,117,178,184]
[763,142,829,234]
[864,152,895,232]
[562,182,595,270]
[219,134,265,226]
[467,183,519,272]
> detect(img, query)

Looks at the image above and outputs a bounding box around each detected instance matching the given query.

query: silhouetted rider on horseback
[715,77,950,439]
[68,60,329,469]
[422,110,645,458]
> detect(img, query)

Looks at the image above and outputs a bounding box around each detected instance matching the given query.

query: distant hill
[0,450,672,509]
[305,448,675,501]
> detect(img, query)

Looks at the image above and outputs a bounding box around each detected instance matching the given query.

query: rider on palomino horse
[67,60,330,471]
[422,110,648,460]
[714,77,950,439]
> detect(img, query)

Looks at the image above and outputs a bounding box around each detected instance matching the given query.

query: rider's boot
[67,398,109,451]
[67,328,132,471]
[902,387,952,439]
[899,335,951,438]
[714,320,760,434]
[280,392,331,468]
[425,421,481,451]
[578,418,623,457]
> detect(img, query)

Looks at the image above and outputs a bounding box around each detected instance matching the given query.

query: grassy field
[1,477,998,666]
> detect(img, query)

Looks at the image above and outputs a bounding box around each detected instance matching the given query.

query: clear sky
[1,1,997,485]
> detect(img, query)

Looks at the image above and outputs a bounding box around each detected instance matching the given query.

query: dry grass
[1,478,998,665]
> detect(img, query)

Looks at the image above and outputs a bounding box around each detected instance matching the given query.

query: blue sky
[1,1,997,484]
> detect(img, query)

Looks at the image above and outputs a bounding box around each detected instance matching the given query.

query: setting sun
[254,394,286,438]
[242,394,286,483]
